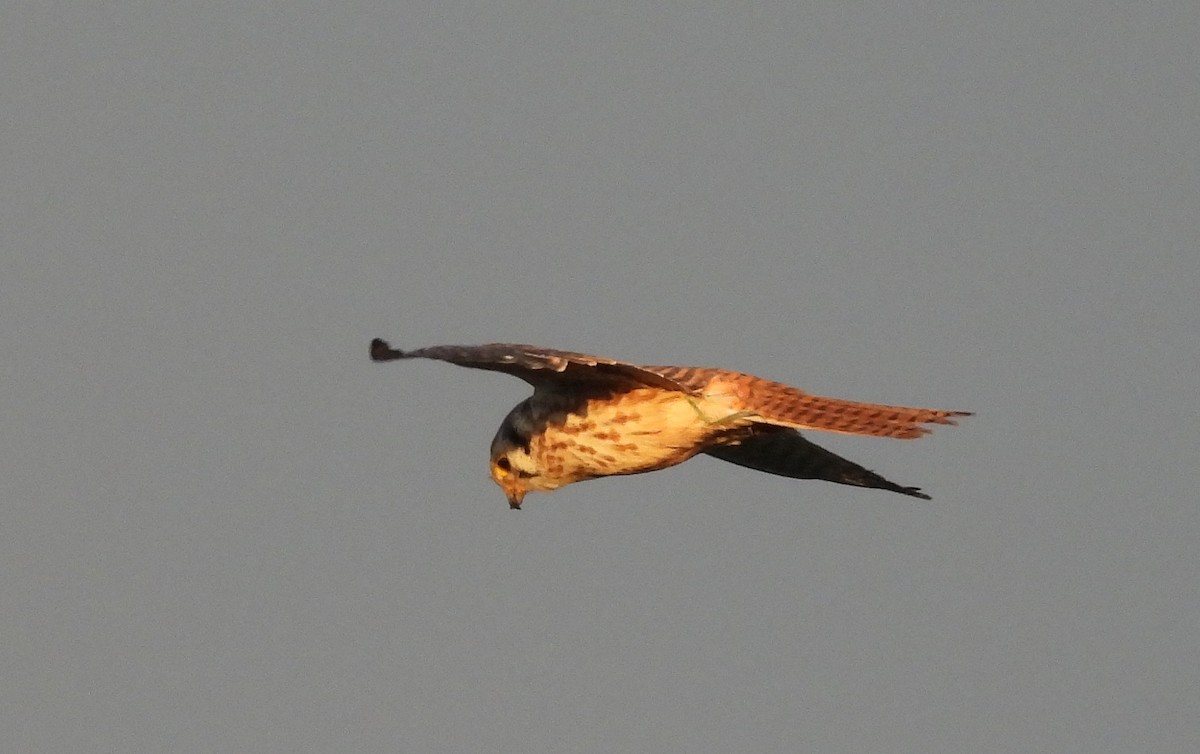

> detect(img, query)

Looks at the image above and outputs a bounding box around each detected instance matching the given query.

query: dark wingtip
[370,338,404,362]
[902,487,932,500]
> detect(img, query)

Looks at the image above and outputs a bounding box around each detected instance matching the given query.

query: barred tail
[738,376,970,439]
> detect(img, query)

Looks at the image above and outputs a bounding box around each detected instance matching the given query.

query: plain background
[4,3,1198,752]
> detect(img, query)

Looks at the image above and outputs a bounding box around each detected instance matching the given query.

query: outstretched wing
[704,426,933,499]
[369,338,695,392]
[709,372,970,440]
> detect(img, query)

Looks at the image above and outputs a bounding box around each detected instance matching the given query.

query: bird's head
[489,449,538,510]
[489,408,547,509]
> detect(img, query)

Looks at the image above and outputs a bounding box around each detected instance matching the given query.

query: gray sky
[4,2,1198,752]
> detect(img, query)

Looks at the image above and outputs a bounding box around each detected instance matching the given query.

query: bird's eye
[496,457,511,472]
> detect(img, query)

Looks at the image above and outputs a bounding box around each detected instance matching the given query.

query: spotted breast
[524,386,751,487]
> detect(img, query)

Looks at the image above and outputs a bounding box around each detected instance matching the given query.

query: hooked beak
[492,462,528,510]
[506,488,526,510]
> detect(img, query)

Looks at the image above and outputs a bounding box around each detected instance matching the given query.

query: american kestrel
[370,338,969,509]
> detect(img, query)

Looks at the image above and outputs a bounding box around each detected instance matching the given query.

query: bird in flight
[370,338,969,509]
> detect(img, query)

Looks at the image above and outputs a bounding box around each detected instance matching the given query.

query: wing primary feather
[370,338,405,361]
[368,339,695,392]
[705,427,933,499]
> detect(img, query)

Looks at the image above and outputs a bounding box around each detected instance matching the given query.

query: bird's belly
[529,388,746,485]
